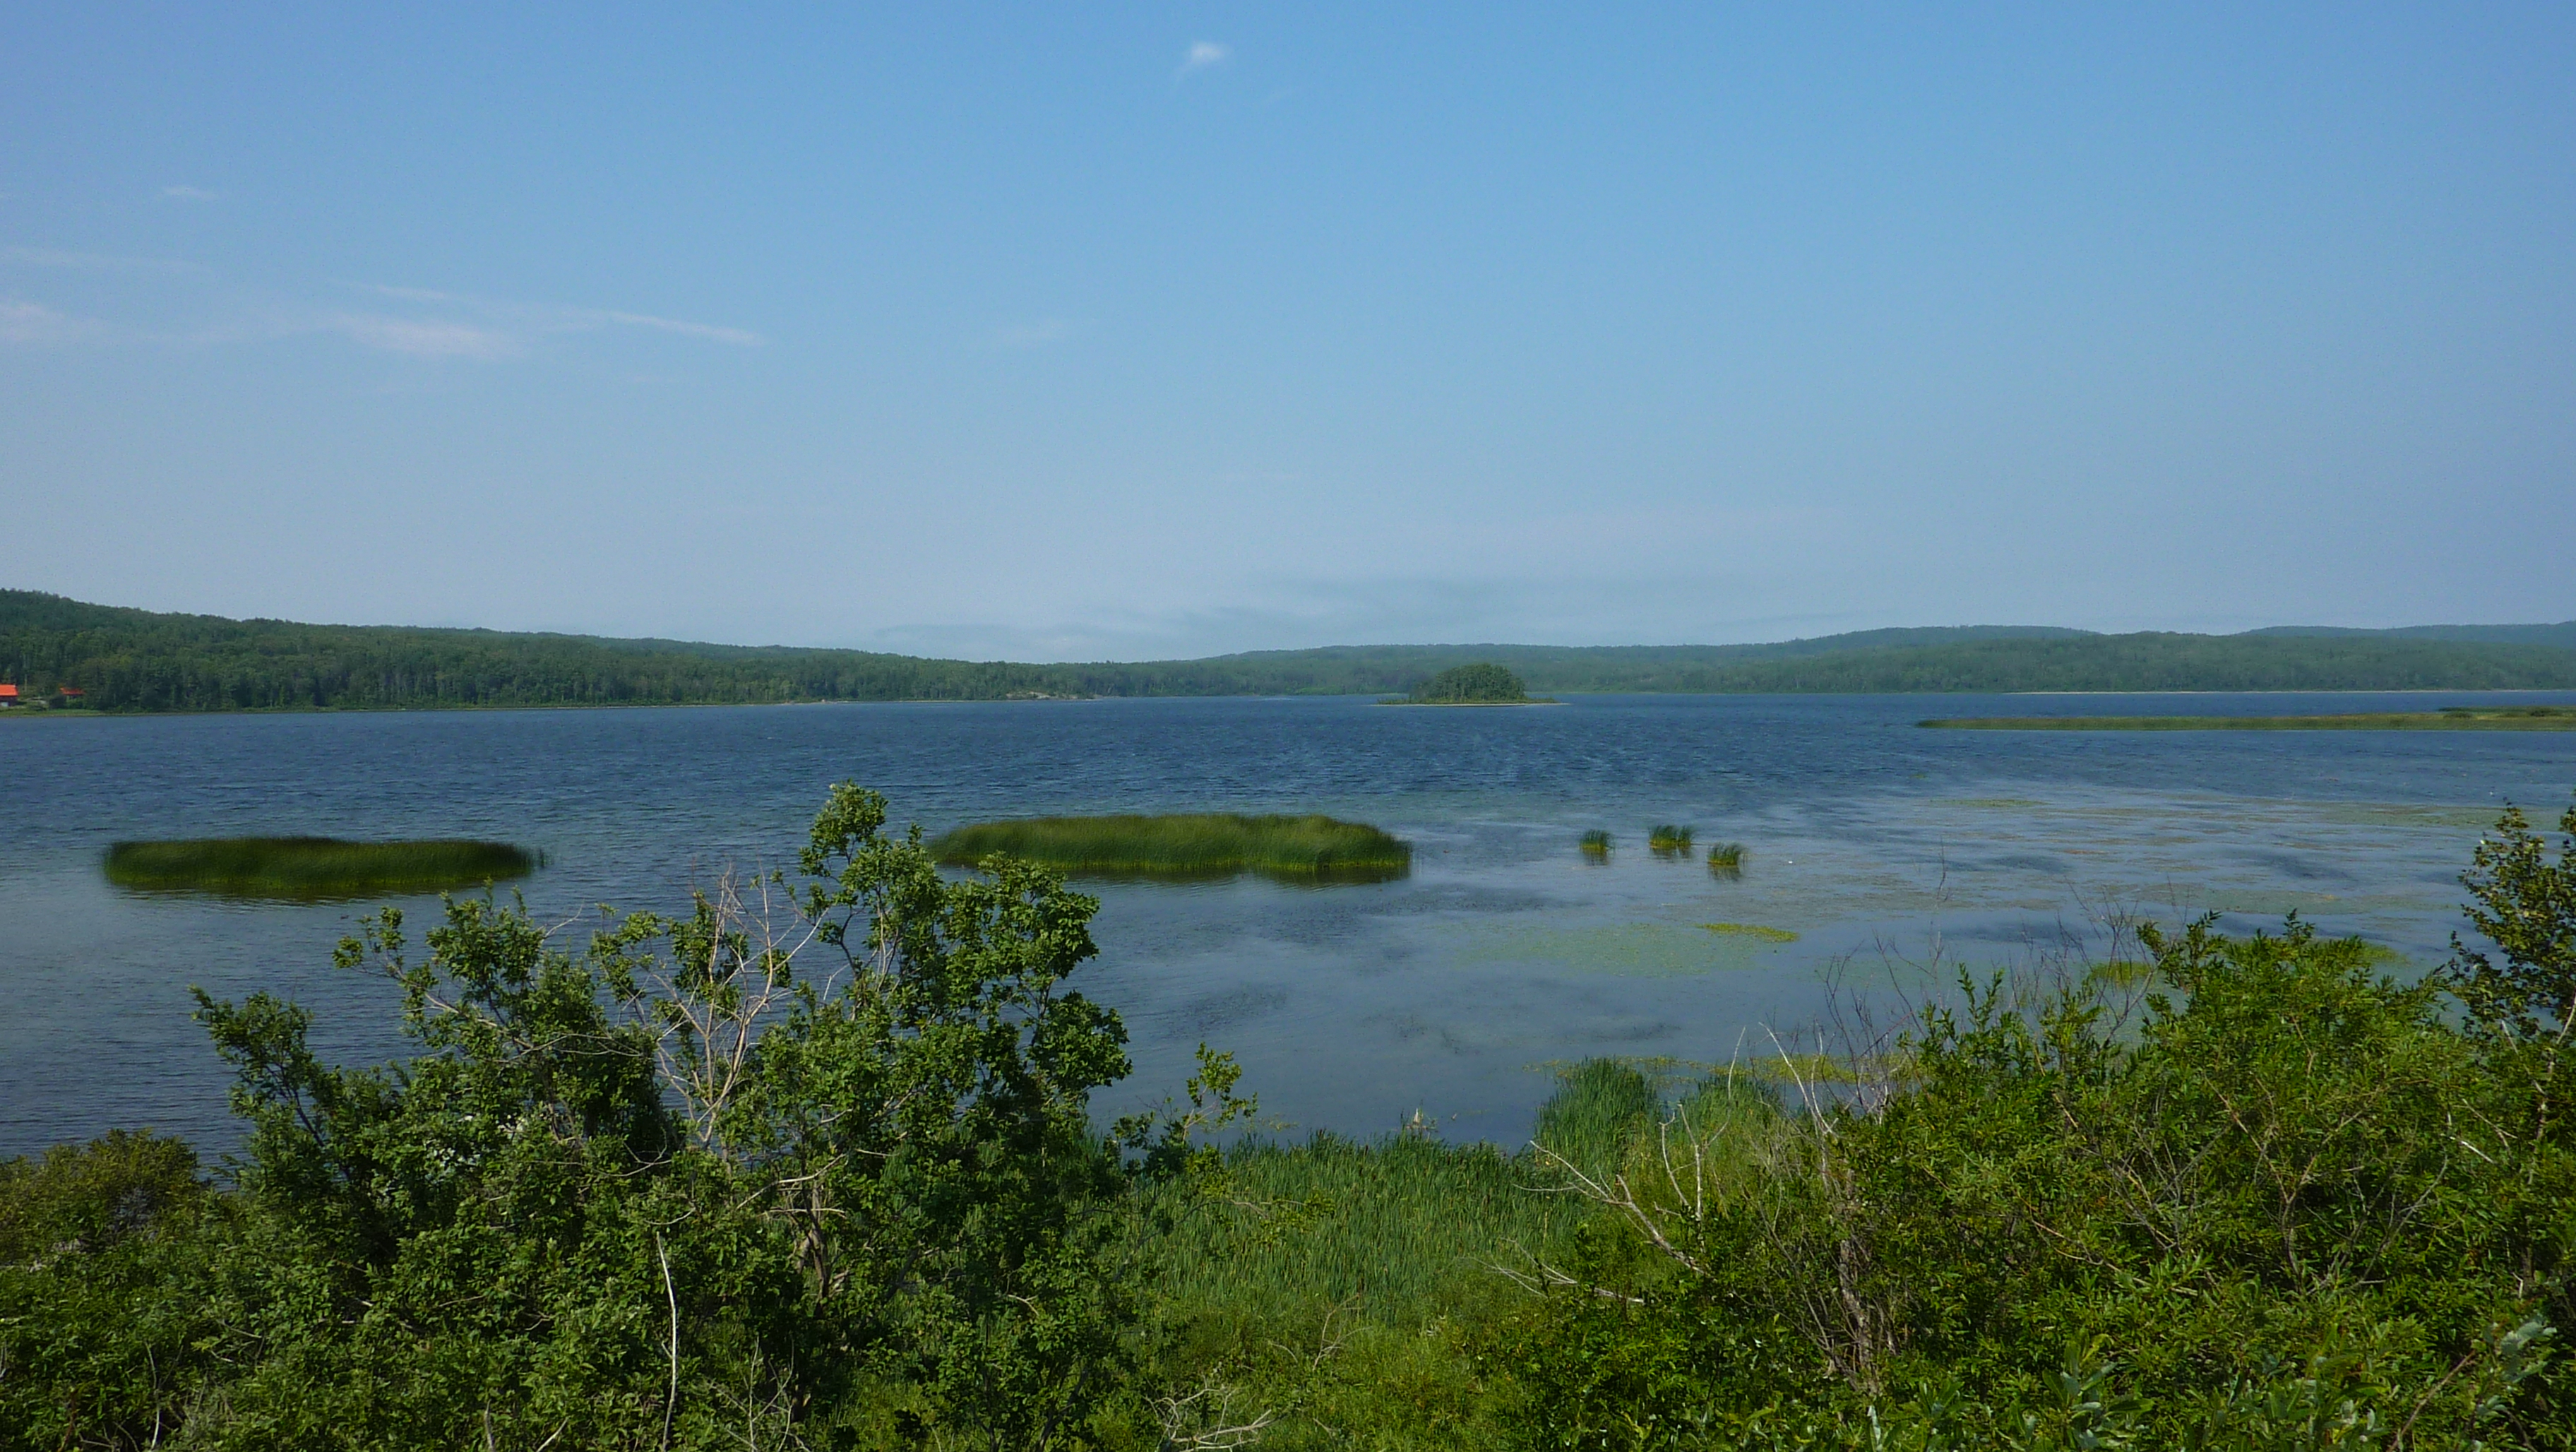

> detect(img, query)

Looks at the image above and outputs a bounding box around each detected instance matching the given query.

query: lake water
[5,692,2575,1160]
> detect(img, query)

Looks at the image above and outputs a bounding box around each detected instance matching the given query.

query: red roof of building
[56,686,82,696]
[0,684,18,698]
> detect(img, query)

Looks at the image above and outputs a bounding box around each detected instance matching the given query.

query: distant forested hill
[4,590,2573,710]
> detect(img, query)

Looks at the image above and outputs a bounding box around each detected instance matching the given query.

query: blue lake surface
[5,691,2575,1159]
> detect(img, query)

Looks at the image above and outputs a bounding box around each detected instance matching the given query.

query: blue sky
[4,5,2572,660]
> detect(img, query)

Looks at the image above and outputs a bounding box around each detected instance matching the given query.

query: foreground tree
[0,782,1241,1451]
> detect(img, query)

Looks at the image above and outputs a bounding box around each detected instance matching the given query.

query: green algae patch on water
[929,813,1411,883]
[1918,707,2576,732]
[1701,922,1797,944]
[104,838,539,900]
[1445,922,1781,977]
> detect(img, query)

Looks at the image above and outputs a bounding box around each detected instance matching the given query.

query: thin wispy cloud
[0,297,120,345]
[0,262,758,360]
[1178,40,1229,77]
[328,314,517,359]
[160,185,217,201]
[357,284,763,348]
[595,309,762,346]
[2,246,205,273]
[0,299,94,343]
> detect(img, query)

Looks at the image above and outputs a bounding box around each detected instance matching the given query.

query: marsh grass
[929,813,1410,883]
[1531,1059,1659,1182]
[1577,829,1611,859]
[1647,823,1693,855]
[1920,707,2576,732]
[102,838,538,900]
[1704,841,1746,873]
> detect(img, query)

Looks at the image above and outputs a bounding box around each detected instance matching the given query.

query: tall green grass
[929,813,1410,883]
[1530,1059,1659,1182]
[1145,1059,1753,1448]
[1578,829,1612,858]
[102,838,537,900]
[1705,841,1745,873]
[1647,823,1693,853]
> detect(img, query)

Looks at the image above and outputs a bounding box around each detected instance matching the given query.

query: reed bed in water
[1705,841,1746,871]
[1647,824,1693,852]
[1918,707,2576,731]
[103,838,538,899]
[929,813,1410,883]
[1578,829,1612,858]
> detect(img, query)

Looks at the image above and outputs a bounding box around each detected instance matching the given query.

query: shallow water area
[4,691,2573,1158]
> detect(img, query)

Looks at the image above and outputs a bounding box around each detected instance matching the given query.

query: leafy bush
[1493,851,2576,1446]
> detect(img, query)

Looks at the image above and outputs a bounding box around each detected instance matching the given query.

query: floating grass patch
[1647,823,1693,854]
[927,813,1410,883]
[1702,922,1796,944]
[1705,841,1746,874]
[2088,958,2157,990]
[103,838,538,900]
[1578,829,1612,859]
[1919,708,2576,732]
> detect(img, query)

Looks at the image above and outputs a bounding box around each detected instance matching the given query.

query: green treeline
[6,589,2576,711]
[6,787,2575,1448]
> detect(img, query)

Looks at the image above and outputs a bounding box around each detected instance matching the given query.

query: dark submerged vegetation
[6,790,2576,1448]
[103,836,538,898]
[929,812,1412,883]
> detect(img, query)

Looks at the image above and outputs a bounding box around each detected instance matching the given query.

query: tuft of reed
[1153,1059,1657,1333]
[1702,921,1797,944]
[1532,1059,1659,1183]
[1578,829,1612,859]
[1704,841,1746,873]
[928,812,1409,883]
[1647,823,1693,854]
[103,838,538,900]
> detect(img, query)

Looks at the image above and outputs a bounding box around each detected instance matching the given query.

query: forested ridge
[6,589,2575,711]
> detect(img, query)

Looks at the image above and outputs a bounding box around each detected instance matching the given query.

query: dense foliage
[7,792,2576,1448]
[1407,662,1532,703]
[10,590,2576,710]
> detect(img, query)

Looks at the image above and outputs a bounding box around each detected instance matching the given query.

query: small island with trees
[1383,661,1558,706]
